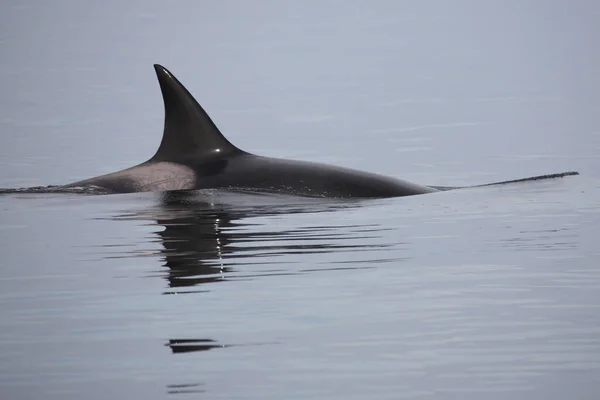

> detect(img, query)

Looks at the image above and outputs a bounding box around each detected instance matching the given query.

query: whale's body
[65,64,436,198]
[3,64,577,197]
[67,155,437,197]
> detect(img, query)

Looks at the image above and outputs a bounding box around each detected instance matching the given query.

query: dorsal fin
[150,64,244,163]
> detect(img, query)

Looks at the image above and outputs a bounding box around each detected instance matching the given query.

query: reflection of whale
[153,191,375,290]
[156,194,235,288]
[166,338,227,354]
[0,64,578,197]
[166,382,204,395]
[106,190,388,292]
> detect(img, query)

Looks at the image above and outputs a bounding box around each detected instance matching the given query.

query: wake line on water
[429,171,580,191]
[0,185,111,195]
[0,171,580,196]
[474,171,579,186]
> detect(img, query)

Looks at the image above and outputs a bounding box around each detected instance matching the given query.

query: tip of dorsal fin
[150,64,243,163]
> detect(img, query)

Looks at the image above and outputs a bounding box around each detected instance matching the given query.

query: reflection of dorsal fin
[150,64,244,163]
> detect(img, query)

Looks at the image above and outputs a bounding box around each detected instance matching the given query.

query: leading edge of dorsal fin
[149,64,244,163]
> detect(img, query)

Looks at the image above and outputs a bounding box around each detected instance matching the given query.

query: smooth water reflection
[103,191,403,292]
[0,179,599,399]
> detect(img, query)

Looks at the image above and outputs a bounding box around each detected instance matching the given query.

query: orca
[63,64,437,197]
[1,64,578,197]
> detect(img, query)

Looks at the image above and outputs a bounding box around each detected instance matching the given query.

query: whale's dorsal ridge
[150,64,244,163]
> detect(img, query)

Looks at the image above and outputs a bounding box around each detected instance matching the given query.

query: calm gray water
[1,1,600,399]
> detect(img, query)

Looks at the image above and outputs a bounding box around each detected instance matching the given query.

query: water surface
[1,1,600,399]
